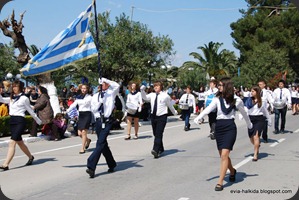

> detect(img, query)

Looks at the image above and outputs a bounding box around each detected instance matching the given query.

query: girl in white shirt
[0,80,42,171]
[244,86,271,161]
[67,84,92,154]
[193,86,205,114]
[291,86,298,115]
[125,83,143,140]
[194,77,252,191]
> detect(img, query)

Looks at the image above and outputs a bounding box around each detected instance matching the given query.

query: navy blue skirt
[215,119,236,151]
[78,111,92,130]
[10,116,26,141]
[248,115,265,138]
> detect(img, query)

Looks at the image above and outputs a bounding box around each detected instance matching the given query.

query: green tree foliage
[179,41,237,87]
[88,12,174,86]
[231,0,298,86]
[0,43,20,80]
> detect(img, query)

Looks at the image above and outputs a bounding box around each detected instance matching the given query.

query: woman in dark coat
[30,86,54,137]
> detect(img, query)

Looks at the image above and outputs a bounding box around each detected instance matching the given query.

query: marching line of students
[0,77,296,193]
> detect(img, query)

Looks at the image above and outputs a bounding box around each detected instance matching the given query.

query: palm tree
[183,41,237,78]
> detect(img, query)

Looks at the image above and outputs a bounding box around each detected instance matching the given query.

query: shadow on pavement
[160,149,186,158]
[206,171,259,187]
[11,158,57,170]
[244,152,275,160]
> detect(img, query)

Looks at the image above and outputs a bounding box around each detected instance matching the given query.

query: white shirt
[291,90,298,98]
[193,91,205,101]
[244,101,271,125]
[126,91,142,108]
[272,87,291,106]
[195,96,252,129]
[141,90,177,116]
[91,78,120,118]
[0,94,41,124]
[241,89,251,98]
[261,88,274,110]
[204,88,218,103]
[67,94,92,112]
[179,93,196,113]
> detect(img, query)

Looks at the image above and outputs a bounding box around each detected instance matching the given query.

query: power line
[134,6,297,13]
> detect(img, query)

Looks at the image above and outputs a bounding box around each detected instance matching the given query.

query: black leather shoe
[184,126,188,131]
[85,139,91,149]
[0,165,9,171]
[273,130,279,134]
[229,168,237,182]
[215,184,223,191]
[151,150,159,158]
[108,164,117,173]
[209,133,215,140]
[86,168,95,178]
[25,156,34,166]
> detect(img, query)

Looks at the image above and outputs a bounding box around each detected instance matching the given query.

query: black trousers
[274,106,287,131]
[262,116,268,141]
[208,111,217,133]
[151,114,167,153]
[87,118,116,171]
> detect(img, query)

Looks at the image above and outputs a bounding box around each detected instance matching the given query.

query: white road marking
[270,138,286,147]
[0,123,184,162]
[233,156,253,170]
[178,198,190,200]
[294,128,299,133]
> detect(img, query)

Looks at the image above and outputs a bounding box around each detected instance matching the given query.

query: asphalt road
[0,112,298,200]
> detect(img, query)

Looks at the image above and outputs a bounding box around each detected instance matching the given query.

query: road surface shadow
[159,149,186,158]
[244,152,275,160]
[206,171,259,187]
[11,158,57,170]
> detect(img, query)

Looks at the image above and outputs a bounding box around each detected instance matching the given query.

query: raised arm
[0,95,10,104]
[236,99,252,129]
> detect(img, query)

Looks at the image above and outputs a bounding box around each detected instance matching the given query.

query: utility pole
[131,6,135,22]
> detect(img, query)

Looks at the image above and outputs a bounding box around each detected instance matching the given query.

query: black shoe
[79,151,85,154]
[280,129,286,134]
[215,184,223,191]
[151,150,159,158]
[263,139,268,143]
[108,164,117,173]
[184,126,189,131]
[229,168,237,182]
[85,139,91,149]
[209,133,215,140]
[273,130,279,134]
[188,123,190,129]
[252,158,258,162]
[86,168,95,178]
[25,156,34,166]
[0,165,9,171]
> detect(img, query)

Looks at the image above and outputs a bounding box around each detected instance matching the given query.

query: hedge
[0,116,34,137]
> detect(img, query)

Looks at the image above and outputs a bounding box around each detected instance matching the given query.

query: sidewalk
[0,115,181,148]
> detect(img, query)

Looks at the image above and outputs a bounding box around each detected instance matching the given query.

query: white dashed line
[294,128,299,133]
[178,198,190,200]
[270,138,286,147]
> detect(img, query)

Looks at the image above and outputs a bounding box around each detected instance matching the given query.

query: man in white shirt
[258,80,273,143]
[86,77,119,178]
[179,86,196,131]
[140,81,177,158]
[205,79,218,140]
[272,80,291,134]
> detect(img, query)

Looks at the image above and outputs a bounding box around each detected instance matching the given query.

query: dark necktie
[153,93,159,116]
[98,91,106,114]
[186,94,189,104]
[280,89,282,100]
[261,90,263,97]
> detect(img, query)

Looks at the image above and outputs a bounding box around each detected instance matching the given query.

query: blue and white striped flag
[20,3,98,76]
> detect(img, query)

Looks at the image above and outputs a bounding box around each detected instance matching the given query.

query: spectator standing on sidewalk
[0,80,42,171]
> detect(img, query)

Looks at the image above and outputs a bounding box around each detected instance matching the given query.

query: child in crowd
[52,113,67,141]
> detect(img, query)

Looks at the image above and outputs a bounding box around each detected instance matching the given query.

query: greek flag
[20,3,98,76]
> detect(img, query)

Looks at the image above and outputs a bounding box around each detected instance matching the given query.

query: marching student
[179,85,196,131]
[125,82,143,140]
[67,84,92,154]
[86,77,119,178]
[258,80,273,143]
[272,80,291,134]
[290,86,298,115]
[204,78,218,140]
[194,77,252,191]
[140,81,177,158]
[244,86,271,161]
[0,80,42,171]
[193,86,206,115]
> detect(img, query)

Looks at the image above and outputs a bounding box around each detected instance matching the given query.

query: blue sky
[0,0,248,67]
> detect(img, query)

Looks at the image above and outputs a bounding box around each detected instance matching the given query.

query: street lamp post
[148,71,153,86]
[6,72,21,81]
